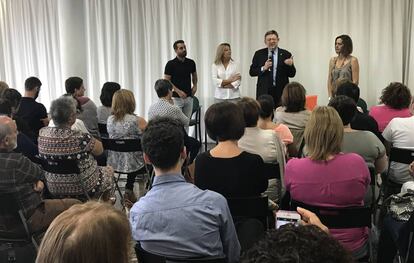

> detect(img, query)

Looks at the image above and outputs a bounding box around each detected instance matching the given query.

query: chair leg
[114,172,125,207]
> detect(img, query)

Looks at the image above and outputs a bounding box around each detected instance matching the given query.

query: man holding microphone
[250,30,296,107]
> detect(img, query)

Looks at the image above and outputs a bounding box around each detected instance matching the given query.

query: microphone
[268,49,273,71]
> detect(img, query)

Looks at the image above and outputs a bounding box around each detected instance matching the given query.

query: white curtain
[0,0,413,114]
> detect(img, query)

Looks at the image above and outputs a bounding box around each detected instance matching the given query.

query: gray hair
[50,96,77,126]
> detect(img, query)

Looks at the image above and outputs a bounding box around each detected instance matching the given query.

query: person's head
[154,79,173,98]
[281,82,307,112]
[241,225,352,263]
[380,82,412,109]
[264,30,279,50]
[335,34,353,56]
[328,95,357,126]
[0,99,12,117]
[50,96,77,127]
[65,77,85,97]
[24,77,42,99]
[214,43,232,65]
[238,97,261,127]
[335,80,360,102]
[99,82,121,107]
[0,81,9,96]
[141,117,185,172]
[35,201,131,263]
[258,95,275,119]
[111,89,136,121]
[173,40,186,58]
[304,106,343,161]
[0,116,17,151]
[2,89,22,115]
[205,102,245,142]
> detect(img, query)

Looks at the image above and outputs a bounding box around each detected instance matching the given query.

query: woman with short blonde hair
[285,106,370,260]
[36,201,131,263]
[107,89,147,204]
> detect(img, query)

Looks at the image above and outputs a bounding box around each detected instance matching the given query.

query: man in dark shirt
[0,116,79,236]
[15,77,49,139]
[335,81,384,142]
[164,40,198,120]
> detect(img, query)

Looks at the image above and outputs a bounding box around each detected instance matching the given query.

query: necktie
[271,50,275,86]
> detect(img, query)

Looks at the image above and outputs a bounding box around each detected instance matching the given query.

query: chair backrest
[226,195,268,228]
[263,162,280,180]
[101,138,142,152]
[0,191,31,240]
[134,242,226,263]
[41,159,80,174]
[389,147,414,165]
[290,128,305,154]
[192,96,200,115]
[290,199,371,228]
[98,123,108,136]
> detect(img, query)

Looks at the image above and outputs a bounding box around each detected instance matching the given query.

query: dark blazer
[249,47,296,104]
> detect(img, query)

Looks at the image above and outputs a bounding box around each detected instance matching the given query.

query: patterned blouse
[107,114,144,173]
[38,127,113,198]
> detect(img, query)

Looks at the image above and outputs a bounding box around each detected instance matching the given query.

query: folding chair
[226,195,269,229]
[41,158,91,201]
[290,199,372,261]
[189,96,202,141]
[134,242,226,263]
[0,192,38,262]
[98,123,108,138]
[101,138,148,205]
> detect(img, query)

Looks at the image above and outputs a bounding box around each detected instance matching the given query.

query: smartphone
[276,210,301,229]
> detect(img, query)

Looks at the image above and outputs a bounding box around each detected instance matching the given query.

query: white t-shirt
[382,116,414,184]
[211,60,241,100]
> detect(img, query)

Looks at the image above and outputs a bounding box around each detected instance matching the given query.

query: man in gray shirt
[129,117,240,262]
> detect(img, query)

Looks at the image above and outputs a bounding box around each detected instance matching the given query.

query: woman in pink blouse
[369,82,412,132]
[285,106,370,260]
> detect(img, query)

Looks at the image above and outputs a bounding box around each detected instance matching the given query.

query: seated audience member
[36,201,130,263]
[148,79,200,164]
[257,94,296,156]
[381,97,414,194]
[15,77,49,139]
[285,106,370,259]
[107,89,147,203]
[237,97,286,202]
[130,117,240,262]
[38,96,114,200]
[65,77,100,138]
[335,80,383,142]
[329,95,387,174]
[241,224,352,263]
[0,116,80,237]
[97,81,121,124]
[274,82,311,152]
[0,99,38,162]
[0,80,9,96]
[194,102,267,198]
[370,82,412,132]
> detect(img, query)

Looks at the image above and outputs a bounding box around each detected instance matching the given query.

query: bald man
[0,116,80,236]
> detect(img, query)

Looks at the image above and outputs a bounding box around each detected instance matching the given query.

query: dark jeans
[125,166,148,191]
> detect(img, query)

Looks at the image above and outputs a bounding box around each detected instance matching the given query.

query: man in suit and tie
[249,30,296,107]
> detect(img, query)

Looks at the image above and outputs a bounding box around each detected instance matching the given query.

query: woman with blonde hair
[107,89,147,203]
[36,201,131,263]
[212,43,241,103]
[284,106,370,260]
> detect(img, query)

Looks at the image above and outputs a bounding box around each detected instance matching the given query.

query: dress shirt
[211,60,241,100]
[130,173,240,263]
[148,98,189,127]
[272,48,279,86]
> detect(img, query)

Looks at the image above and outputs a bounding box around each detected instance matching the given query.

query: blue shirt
[129,173,240,263]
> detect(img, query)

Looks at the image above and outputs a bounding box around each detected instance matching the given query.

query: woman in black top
[194,102,267,197]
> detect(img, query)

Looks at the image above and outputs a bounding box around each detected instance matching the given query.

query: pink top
[369,105,412,132]
[285,153,370,252]
[273,124,293,145]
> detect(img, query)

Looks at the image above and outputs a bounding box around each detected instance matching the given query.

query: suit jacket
[249,47,296,103]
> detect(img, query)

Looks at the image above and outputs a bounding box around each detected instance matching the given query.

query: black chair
[134,242,227,263]
[382,147,414,198]
[41,158,91,201]
[101,138,148,204]
[0,192,38,262]
[98,123,108,137]
[226,195,268,229]
[189,96,201,141]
